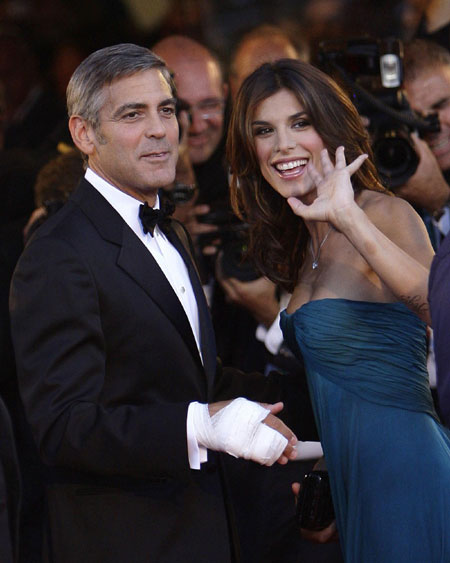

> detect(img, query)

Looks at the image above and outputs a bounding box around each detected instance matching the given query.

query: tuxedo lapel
[117,228,203,368]
[71,180,204,370]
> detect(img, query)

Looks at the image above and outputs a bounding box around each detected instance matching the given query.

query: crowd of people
[1,1,450,562]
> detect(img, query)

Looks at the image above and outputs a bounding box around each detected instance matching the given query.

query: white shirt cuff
[187,402,208,470]
[255,312,284,355]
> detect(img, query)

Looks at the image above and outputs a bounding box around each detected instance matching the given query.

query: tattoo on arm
[400,295,429,315]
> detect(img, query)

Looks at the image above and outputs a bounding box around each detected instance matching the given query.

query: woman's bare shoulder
[357,188,434,266]
[357,189,419,227]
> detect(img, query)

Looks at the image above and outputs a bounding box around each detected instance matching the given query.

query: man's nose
[145,114,166,138]
[189,109,209,134]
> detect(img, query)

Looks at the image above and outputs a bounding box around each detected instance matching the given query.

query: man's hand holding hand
[198,398,298,466]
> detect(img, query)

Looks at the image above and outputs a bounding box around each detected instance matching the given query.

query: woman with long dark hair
[227,58,450,562]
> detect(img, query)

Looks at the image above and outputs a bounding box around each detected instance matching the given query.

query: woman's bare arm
[287,147,434,324]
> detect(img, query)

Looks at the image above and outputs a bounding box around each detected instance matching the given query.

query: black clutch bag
[296,470,335,531]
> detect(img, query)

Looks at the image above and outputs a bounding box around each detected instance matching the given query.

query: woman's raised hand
[287,146,367,227]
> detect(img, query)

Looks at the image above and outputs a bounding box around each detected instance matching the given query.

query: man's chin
[189,146,214,166]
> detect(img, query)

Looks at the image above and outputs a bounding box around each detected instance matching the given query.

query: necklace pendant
[309,226,333,271]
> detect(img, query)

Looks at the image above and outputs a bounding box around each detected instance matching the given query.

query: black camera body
[164,182,197,205]
[161,186,259,282]
[319,37,440,189]
[198,201,260,282]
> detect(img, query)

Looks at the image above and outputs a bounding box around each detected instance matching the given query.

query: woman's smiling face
[252,88,326,199]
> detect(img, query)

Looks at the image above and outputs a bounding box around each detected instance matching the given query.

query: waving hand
[287,146,368,227]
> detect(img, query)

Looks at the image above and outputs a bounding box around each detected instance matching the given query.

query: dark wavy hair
[227,58,386,292]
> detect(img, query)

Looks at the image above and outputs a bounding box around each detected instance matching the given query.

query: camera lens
[372,128,419,189]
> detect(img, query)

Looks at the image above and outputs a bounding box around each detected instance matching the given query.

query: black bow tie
[139,200,175,236]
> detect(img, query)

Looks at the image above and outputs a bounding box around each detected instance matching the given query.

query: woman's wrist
[333,201,366,236]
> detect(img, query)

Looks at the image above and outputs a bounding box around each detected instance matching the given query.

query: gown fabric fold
[281,298,450,563]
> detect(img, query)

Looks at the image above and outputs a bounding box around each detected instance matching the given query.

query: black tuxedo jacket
[10,179,240,563]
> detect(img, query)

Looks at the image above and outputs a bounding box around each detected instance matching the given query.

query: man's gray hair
[67,43,175,129]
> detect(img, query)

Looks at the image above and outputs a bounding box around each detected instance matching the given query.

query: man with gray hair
[9,43,299,563]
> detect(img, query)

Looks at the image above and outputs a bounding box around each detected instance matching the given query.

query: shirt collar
[85,168,160,237]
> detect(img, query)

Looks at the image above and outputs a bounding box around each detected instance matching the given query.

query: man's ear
[69,116,97,156]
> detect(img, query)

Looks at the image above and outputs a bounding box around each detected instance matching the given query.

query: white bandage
[193,398,288,466]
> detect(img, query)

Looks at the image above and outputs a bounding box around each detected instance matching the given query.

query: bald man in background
[153,35,266,375]
[228,24,308,100]
[153,36,229,203]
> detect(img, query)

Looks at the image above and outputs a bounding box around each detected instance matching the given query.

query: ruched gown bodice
[281,299,450,563]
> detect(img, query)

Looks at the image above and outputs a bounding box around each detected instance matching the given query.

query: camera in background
[318,37,440,189]
[198,200,261,282]
[163,181,197,205]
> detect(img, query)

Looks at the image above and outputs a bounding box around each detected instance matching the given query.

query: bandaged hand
[193,398,297,466]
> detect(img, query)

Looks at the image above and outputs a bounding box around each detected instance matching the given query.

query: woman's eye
[253,127,272,136]
[293,119,310,129]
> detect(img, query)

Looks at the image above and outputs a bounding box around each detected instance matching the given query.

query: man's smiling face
[405,64,450,173]
[86,68,179,204]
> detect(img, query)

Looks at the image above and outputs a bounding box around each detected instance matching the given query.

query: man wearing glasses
[153,35,228,179]
[152,35,231,282]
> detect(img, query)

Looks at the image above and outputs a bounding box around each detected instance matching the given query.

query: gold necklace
[309,226,333,269]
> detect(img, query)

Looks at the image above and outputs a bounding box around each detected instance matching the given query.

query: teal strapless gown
[281,299,450,563]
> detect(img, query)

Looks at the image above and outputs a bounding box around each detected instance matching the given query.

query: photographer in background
[402,38,450,426]
[322,37,450,248]
[402,38,450,247]
[152,35,228,266]
[317,37,449,419]
[152,37,242,359]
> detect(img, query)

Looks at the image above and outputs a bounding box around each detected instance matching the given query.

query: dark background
[0,0,430,91]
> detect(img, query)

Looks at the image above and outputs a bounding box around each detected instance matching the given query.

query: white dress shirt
[85,168,207,468]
